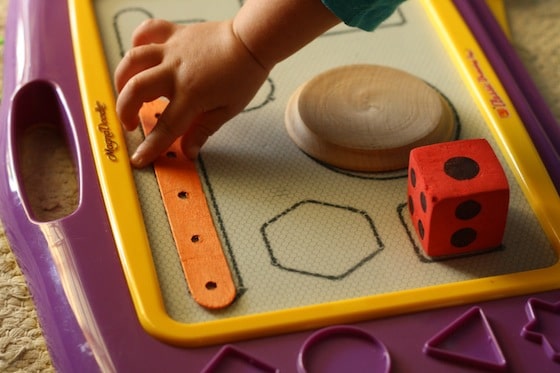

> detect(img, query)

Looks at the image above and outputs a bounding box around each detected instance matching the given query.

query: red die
[407,139,509,258]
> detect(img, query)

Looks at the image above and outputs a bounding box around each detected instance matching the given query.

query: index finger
[131,98,201,168]
[132,19,177,47]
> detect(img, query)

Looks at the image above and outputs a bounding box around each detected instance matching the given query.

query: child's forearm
[232,0,341,70]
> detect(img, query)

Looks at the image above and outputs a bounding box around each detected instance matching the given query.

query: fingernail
[130,151,144,168]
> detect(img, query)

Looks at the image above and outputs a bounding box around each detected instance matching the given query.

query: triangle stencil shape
[424,307,507,372]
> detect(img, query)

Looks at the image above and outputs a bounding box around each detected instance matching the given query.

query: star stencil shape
[521,298,560,363]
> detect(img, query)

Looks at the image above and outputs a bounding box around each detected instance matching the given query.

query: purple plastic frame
[453,0,560,194]
[1,0,559,372]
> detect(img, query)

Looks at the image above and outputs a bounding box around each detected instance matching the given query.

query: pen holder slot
[11,80,80,222]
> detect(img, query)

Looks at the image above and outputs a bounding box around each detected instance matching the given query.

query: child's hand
[115,0,340,167]
[114,19,269,168]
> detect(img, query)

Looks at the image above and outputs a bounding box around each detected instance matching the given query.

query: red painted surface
[408,139,509,258]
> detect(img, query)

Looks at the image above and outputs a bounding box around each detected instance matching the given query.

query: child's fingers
[116,66,175,131]
[180,108,236,159]
[130,98,200,168]
[114,44,164,92]
[132,19,177,47]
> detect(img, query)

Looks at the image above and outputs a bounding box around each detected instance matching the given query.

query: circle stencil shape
[285,64,457,172]
[297,325,391,373]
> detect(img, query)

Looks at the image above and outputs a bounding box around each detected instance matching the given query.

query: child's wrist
[230,19,274,71]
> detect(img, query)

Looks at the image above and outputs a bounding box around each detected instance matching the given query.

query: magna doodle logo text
[95,101,119,161]
[466,50,510,118]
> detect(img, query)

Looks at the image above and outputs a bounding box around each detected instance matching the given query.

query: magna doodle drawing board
[1,0,560,371]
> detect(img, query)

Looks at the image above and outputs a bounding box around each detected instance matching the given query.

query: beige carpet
[0,0,558,371]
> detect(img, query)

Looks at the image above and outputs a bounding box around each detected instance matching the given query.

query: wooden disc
[285,64,456,172]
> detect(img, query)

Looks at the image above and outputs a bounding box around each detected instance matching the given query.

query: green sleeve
[322,0,406,31]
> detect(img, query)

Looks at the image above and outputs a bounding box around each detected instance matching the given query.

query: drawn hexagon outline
[261,199,384,280]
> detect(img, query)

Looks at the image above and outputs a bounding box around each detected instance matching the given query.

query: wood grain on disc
[285,64,456,172]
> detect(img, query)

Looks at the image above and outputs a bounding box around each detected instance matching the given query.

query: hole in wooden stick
[205,281,217,290]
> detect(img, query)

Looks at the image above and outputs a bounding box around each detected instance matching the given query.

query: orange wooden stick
[139,100,236,309]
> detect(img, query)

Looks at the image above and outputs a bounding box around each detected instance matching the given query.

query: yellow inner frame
[68,0,560,347]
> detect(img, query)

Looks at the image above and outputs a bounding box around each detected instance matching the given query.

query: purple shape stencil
[202,345,279,373]
[424,307,507,372]
[297,325,391,373]
[521,298,560,363]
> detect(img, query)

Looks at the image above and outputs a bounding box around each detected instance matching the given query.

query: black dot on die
[410,168,417,188]
[420,192,427,212]
[444,157,480,180]
[418,220,425,239]
[456,200,481,220]
[408,196,415,215]
[451,228,477,248]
